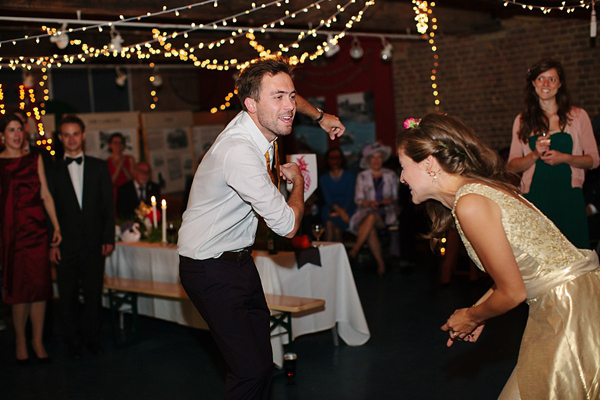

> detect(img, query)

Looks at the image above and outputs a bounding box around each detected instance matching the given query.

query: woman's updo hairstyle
[397,113,519,248]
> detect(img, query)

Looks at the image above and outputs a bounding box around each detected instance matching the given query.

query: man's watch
[314,107,324,123]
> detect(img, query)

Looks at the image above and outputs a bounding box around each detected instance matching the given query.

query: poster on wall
[337,92,375,171]
[141,111,194,194]
[191,124,224,166]
[286,154,318,202]
[292,96,328,158]
[77,112,141,160]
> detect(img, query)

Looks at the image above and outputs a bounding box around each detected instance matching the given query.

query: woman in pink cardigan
[508,59,599,248]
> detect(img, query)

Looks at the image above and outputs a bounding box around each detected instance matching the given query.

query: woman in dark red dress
[0,114,61,364]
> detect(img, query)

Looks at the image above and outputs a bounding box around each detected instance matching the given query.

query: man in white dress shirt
[178,57,330,399]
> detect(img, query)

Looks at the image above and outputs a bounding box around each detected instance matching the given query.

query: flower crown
[403,118,420,129]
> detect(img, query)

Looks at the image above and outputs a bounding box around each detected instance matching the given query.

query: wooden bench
[103,275,325,346]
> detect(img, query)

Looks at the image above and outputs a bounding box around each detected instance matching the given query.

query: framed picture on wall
[141,111,195,194]
[292,96,328,158]
[77,111,141,161]
[337,92,375,171]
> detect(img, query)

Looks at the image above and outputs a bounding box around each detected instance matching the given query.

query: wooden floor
[0,244,528,400]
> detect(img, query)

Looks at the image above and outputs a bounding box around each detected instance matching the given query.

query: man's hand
[102,244,115,256]
[280,162,304,187]
[319,113,345,140]
[50,247,61,264]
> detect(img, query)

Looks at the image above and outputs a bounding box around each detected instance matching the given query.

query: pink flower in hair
[403,118,420,129]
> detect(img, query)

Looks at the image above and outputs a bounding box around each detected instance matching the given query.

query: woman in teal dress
[508,59,599,249]
[319,148,355,242]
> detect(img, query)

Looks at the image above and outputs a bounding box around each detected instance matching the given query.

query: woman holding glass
[508,59,599,249]
[348,142,398,275]
[0,114,61,364]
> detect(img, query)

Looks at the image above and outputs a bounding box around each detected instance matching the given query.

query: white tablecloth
[104,241,370,366]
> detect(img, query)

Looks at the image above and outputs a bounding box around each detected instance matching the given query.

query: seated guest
[348,142,399,276]
[319,148,356,242]
[117,161,160,220]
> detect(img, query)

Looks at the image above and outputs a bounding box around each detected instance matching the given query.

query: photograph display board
[77,111,141,160]
[191,110,239,166]
[337,92,375,170]
[292,96,328,158]
[191,124,224,165]
[141,111,194,194]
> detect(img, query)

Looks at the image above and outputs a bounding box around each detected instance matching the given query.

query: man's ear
[245,97,257,114]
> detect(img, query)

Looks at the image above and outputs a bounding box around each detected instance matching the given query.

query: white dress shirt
[134,181,146,201]
[177,111,295,260]
[66,152,85,209]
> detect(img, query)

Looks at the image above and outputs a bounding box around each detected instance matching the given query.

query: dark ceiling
[0,0,591,67]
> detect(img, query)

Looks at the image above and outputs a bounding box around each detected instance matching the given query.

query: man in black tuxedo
[116,161,160,220]
[49,115,115,358]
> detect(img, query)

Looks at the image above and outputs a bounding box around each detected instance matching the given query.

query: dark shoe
[35,354,53,365]
[16,358,30,366]
[86,341,104,356]
[68,344,82,359]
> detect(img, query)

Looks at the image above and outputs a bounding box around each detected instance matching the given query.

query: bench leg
[331,323,339,347]
[107,289,140,346]
[269,311,292,344]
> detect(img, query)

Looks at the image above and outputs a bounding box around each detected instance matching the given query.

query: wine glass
[167,223,177,244]
[311,224,325,246]
[539,132,551,156]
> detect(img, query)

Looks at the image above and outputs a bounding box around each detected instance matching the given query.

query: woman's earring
[0,135,4,145]
[428,170,437,184]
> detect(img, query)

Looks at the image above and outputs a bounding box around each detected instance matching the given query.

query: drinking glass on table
[167,223,176,244]
[311,224,325,246]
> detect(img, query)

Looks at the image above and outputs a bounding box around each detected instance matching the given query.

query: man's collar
[241,111,272,156]
[64,152,84,160]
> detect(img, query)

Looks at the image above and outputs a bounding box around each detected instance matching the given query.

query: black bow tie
[65,156,83,165]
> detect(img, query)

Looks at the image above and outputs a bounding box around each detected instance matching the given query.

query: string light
[0,83,5,115]
[500,0,593,13]
[440,235,446,256]
[1,0,377,114]
[0,0,220,47]
[413,1,440,110]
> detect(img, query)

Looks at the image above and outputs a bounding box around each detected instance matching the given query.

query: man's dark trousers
[179,254,273,400]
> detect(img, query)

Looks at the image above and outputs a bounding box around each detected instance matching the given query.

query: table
[104,241,370,366]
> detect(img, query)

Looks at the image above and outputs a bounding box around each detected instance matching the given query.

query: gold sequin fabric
[452,183,600,399]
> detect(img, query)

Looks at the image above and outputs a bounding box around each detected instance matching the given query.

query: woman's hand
[332,205,350,223]
[51,229,62,247]
[362,200,379,209]
[539,150,568,166]
[441,307,480,347]
[534,135,551,156]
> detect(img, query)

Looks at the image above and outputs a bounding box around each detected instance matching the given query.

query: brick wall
[392,16,600,151]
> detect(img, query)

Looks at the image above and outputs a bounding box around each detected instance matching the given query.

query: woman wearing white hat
[348,142,399,275]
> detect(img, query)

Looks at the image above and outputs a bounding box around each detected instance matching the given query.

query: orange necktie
[265,141,280,189]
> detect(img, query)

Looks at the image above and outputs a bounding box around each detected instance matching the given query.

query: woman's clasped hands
[441,307,485,347]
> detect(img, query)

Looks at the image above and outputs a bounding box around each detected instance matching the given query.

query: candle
[151,196,158,229]
[161,199,167,243]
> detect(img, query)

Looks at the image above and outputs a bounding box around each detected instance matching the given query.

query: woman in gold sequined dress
[397,113,600,399]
